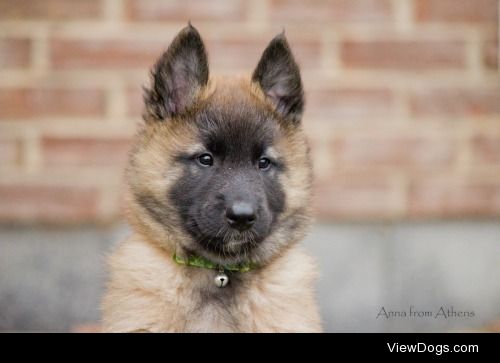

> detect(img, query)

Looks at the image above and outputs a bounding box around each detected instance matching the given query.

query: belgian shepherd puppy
[102,24,321,332]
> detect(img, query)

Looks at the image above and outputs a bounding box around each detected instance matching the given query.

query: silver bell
[214,271,229,288]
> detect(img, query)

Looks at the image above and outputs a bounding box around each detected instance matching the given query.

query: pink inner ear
[265,74,290,103]
[170,75,190,114]
[171,83,188,112]
[168,59,198,114]
[167,98,178,115]
[267,85,284,102]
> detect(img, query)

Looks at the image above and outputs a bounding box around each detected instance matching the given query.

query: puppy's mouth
[196,229,263,255]
[189,213,269,257]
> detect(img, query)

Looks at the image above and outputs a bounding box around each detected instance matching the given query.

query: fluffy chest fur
[102,235,321,333]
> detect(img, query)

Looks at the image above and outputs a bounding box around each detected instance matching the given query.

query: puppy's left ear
[252,33,304,124]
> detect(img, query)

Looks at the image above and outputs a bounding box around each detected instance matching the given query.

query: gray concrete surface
[0,222,499,332]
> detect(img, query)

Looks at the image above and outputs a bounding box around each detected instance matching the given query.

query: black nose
[226,202,256,231]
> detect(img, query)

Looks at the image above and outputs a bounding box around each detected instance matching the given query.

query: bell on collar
[214,268,229,288]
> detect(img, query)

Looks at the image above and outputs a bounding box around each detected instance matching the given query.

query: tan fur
[102,234,320,332]
[102,75,321,333]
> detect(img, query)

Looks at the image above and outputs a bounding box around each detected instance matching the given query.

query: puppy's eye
[258,157,271,170]
[197,153,213,166]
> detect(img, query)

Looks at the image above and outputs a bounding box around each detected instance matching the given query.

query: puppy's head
[127,25,312,265]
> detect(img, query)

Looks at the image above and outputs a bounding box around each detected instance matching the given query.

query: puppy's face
[170,88,286,258]
[127,26,312,265]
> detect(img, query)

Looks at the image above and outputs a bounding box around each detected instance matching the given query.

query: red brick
[0,0,499,224]
[50,38,166,69]
[126,0,245,21]
[306,89,393,119]
[0,88,105,119]
[409,181,500,217]
[472,136,500,165]
[0,0,102,20]
[0,38,30,68]
[0,138,20,165]
[314,175,398,219]
[41,137,132,167]
[341,40,466,69]
[0,185,100,223]
[127,87,143,117]
[206,37,321,71]
[416,0,498,23]
[269,0,392,23]
[484,39,498,70]
[335,137,455,169]
[410,88,500,117]
[50,36,320,71]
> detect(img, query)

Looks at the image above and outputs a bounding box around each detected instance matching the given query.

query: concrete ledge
[0,222,499,332]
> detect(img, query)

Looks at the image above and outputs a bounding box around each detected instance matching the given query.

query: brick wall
[0,0,498,223]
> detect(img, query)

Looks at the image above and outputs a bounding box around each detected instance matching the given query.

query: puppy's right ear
[252,33,304,124]
[144,24,209,121]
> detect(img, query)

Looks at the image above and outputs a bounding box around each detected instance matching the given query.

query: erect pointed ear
[252,33,304,124]
[144,24,209,120]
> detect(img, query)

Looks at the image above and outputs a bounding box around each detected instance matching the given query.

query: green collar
[173,253,257,273]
